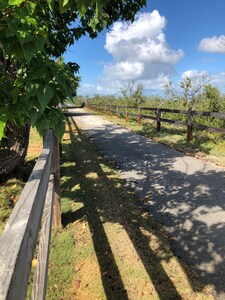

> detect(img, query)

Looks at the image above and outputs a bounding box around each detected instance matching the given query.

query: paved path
[71,109,225,299]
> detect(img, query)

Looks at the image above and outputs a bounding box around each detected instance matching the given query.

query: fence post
[116,106,119,119]
[138,106,142,126]
[110,104,112,116]
[187,107,193,142]
[126,105,128,122]
[51,132,61,227]
[156,108,161,132]
[104,103,107,114]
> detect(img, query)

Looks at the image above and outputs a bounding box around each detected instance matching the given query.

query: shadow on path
[71,109,225,299]
[60,116,185,299]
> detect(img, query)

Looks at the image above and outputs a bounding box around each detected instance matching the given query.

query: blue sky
[64,0,225,96]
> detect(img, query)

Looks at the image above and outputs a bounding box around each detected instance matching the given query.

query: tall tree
[165,73,212,108]
[0,0,147,141]
[121,81,145,107]
[0,0,146,174]
[203,84,221,112]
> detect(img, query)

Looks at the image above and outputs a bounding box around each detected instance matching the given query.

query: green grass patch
[46,227,76,300]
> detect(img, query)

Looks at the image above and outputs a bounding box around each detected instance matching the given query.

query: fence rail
[88,104,225,141]
[0,129,61,300]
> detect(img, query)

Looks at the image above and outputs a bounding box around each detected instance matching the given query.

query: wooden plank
[0,130,53,300]
[160,118,186,126]
[193,123,225,133]
[160,108,188,114]
[52,134,61,227]
[193,111,225,119]
[31,175,54,300]
[117,105,126,109]
[141,114,157,121]
[141,107,156,111]
[128,113,139,117]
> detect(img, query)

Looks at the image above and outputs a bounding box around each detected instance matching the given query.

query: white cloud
[181,69,210,80]
[101,11,184,91]
[78,82,122,95]
[198,35,225,54]
[212,72,225,85]
[181,69,225,91]
[103,61,144,81]
[140,74,170,90]
[79,11,185,96]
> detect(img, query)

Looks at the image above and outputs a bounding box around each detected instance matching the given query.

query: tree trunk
[0,123,30,176]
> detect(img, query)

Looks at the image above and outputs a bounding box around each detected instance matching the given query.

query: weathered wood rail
[0,129,61,300]
[89,104,225,142]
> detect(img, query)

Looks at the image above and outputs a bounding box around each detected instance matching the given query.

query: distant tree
[165,73,213,108]
[121,81,145,107]
[203,84,221,112]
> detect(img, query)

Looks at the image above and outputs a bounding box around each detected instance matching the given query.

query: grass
[46,116,214,299]
[91,110,225,168]
[0,127,42,234]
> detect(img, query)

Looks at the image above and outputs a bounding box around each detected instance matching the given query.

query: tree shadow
[60,116,189,299]
[72,109,225,298]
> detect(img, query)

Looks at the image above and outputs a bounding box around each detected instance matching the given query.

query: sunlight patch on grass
[71,183,81,191]
[26,127,42,161]
[86,172,99,179]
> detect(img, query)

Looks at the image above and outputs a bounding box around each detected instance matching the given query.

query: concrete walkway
[71,109,225,299]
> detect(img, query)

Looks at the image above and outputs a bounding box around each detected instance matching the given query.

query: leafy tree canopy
[0,0,146,141]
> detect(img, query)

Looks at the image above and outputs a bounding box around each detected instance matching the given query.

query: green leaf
[34,34,46,52]
[29,66,47,80]
[25,17,37,26]
[11,87,20,103]
[16,30,33,45]
[37,85,54,111]
[54,120,65,140]
[22,42,36,63]
[30,110,39,126]
[0,120,6,142]
[62,0,70,6]
[36,117,49,134]
[0,2,8,9]
[8,0,24,5]
[77,0,89,18]
[89,16,99,31]
[59,0,71,13]
[26,1,36,14]
[96,0,103,18]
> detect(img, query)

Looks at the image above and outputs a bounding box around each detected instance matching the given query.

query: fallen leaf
[32,259,37,268]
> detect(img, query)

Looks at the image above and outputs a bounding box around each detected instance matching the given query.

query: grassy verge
[47,116,214,299]
[90,110,225,168]
[0,128,42,234]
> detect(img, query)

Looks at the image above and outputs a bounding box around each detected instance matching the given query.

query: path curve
[71,108,225,299]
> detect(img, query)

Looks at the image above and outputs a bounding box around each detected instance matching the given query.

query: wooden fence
[0,129,61,300]
[89,104,225,142]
